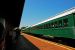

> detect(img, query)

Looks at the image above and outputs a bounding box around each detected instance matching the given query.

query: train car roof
[0,0,25,27]
[31,7,75,27]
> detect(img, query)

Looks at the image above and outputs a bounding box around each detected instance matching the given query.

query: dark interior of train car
[0,0,25,50]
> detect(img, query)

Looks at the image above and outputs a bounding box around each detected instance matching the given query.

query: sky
[20,0,75,27]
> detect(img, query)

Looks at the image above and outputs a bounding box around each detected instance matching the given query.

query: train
[24,7,75,41]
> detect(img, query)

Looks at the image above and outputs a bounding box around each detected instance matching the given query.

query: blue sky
[20,0,75,27]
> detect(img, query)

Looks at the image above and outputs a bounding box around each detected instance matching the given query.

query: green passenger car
[25,7,75,40]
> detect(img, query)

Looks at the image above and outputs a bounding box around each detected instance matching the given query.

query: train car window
[55,21,58,28]
[40,26,42,29]
[33,27,34,30]
[40,26,41,29]
[42,25,44,29]
[36,26,38,29]
[46,24,48,29]
[47,23,50,28]
[73,13,75,15]
[37,26,38,29]
[38,26,39,29]
[41,25,43,29]
[34,27,36,30]
[44,24,46,29]
[33,27,35,30]
[49,23,51,28]
[63,18,68,27]
[44,24,45,29]
[38,26,40,29]
[53,23,55,28]
[39,26,40,29]
[41,25,42,29]
[44,24,47,29]
[51,23,54,28]
[51,23,52,28]
[37,26,39,29]
[53,22,56,28]
[58,20,62,27]
[0,23,4,43]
